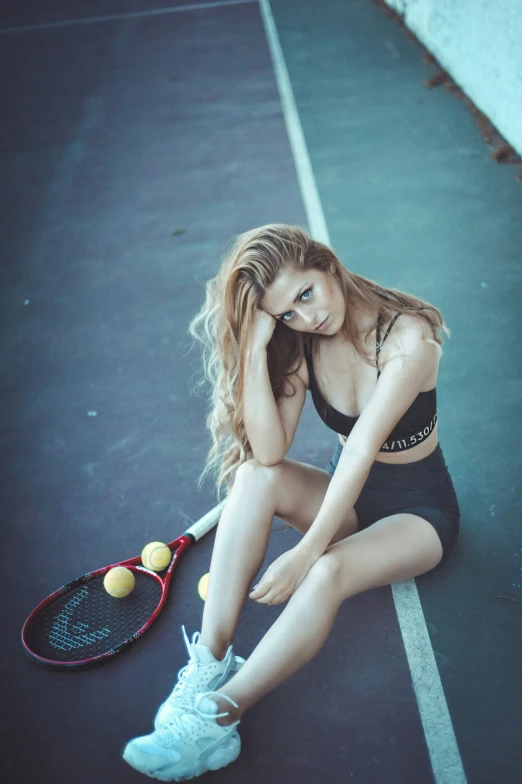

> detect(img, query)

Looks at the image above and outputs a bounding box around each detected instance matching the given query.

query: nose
[294,307,316,325]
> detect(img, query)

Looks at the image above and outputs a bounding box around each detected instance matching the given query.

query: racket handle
[184,499,228,542]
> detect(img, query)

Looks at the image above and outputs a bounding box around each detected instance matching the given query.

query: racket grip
[184,499,228,541]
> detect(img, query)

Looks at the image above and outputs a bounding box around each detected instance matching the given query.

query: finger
[249,580,271,600]
[254,590,275,604]
[251,583,277,604]
[266,587,291,605]
[255,586,286,605]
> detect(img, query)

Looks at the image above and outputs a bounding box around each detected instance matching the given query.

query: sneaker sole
[123,732,241,781]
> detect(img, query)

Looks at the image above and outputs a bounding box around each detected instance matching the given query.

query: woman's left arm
[300,329,439,557]
[250,328,439,604]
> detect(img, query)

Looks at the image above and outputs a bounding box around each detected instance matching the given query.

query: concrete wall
[383,0,522,156]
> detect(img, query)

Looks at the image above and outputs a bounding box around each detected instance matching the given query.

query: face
[260,264,346,335]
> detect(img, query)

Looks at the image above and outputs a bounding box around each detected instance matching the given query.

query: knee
[304,553,343,594]
[235,458,280,491]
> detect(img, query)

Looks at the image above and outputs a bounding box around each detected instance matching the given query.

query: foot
[154,626,245,730]
[122,691,241,781]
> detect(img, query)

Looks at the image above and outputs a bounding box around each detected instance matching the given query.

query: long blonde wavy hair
[188,224,450,500]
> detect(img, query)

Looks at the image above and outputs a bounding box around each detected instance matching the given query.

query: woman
[123,224,460,781]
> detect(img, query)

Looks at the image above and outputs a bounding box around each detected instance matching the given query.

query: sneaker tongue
[193,644,220,665]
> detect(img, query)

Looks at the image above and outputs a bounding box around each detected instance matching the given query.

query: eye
[280,287,312,322]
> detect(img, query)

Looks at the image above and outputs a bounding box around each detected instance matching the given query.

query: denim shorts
[325,442,460,564]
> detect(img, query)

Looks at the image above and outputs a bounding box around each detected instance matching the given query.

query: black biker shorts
[325,442,460,564]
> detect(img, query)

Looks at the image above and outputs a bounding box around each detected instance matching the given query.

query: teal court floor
[1,2,521,783]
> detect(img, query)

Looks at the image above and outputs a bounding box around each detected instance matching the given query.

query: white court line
[392,581,468,784]
[258,1,468,783]
[257,0,329,246]
[0,0,257,35]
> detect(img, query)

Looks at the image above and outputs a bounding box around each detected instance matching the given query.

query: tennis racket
[21,500,227,670]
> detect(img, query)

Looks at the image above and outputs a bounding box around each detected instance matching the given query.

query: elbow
[253,451,287,467]
[249,431,290,467]
[251,441,288,467]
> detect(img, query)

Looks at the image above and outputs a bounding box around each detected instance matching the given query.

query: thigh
[322,511,445,598]
[268,457,360,543]
[395,505,459,564]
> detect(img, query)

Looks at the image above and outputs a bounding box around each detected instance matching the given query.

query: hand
[249,544,319,605]
[247,309,278,353]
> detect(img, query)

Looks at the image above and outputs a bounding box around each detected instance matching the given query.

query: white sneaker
[122,691,241,781]
[154,626,245,730]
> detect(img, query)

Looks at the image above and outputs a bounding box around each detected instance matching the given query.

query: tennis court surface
[1,2,521,783]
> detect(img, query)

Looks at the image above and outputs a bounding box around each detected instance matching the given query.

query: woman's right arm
[243,311,306,466]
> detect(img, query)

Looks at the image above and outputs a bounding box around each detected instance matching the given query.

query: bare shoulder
[380,312,441,382]
[385,313,439,352]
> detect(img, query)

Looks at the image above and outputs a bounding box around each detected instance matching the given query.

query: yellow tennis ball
[103,566,135,598]
[198,572,210,601]
[141,541,172,572]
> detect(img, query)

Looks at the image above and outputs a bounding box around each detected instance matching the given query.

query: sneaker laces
[166,626,201,705]
[161,692,239,744]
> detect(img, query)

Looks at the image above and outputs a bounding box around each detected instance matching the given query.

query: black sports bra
[304,312,437,452]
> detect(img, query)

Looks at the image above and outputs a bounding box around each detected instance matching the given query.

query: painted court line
[393,580,468,784]
[258,1,468,782]
[0,0,257,35]
[257,0,329,246]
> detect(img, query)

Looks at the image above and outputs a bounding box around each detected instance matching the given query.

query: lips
[315,317,329,331]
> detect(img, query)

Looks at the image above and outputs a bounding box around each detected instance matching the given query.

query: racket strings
[25,572,163,663]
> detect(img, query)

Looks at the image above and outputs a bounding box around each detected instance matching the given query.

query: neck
[327,305,375,347]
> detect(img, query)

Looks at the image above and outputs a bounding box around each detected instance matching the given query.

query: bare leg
[212,558,342,724]
[198,462,277,659]
[198,457,357,660]
[211,512,443,725]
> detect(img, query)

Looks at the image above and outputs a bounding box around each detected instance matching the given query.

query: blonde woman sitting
[123,224,460,781]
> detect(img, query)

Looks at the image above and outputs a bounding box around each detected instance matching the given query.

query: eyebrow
[272,284,309,319]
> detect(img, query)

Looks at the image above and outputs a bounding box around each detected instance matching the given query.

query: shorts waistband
[369,443,445,471]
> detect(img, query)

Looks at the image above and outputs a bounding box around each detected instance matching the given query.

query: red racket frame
[21,533,194,670]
